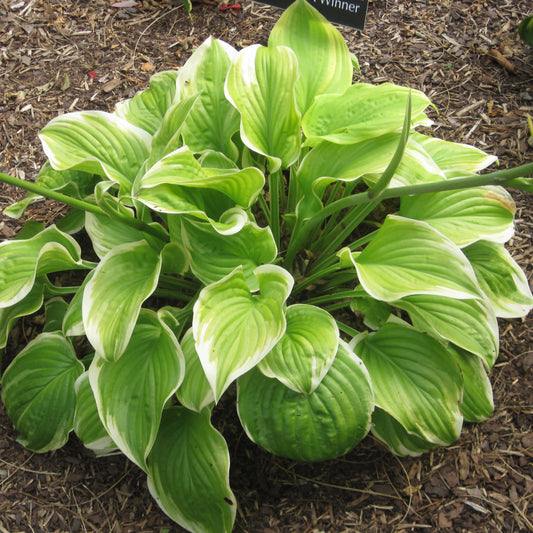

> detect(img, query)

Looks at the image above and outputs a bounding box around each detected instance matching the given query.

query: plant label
[256,0,369,30]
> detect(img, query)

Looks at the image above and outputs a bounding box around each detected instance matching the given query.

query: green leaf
[43,297,69,332]
[114,70,178,134]
[393,294,499,369]
[147,407,236,533]
[464,240,533,318]
[89,310,184,469]
[351,215,482,301]
[176,37,240,158]
[0,225,84,308]
[62,270,94,337]
[295,133,400,220]
[39,110,152,194]
[1,332,84,452]
[354,323,463,445]
[83,240,162,361]
[136,147,264,216]
[193,265,293,402]
[400,186,516,246]
[176,329,214,413]
[448,346,494,423]
[349,292,392,330]
[237,341,374,461]
[268,0,352,114]
[259,304,339,394]
[74,372,117,455]
[146,93,200,166]
[225,44,301,170]
[85,209,163,259]
[0,279,44,348]
[413,133,497,178]
[302,83,432,146]
[371,407,438,457]
[180,215,277,288]
[518,14,533,48]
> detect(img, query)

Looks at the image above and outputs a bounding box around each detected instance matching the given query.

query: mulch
[0,0,532,531]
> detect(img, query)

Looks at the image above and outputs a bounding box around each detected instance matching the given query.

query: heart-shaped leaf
[351,215,482,301]
[354,323,463,445]
[238,341,374,461]
[193,265,293,402]
[83,240,162,361]
[147,407,236,533]
[1,333,84,452]
[225,44,301,170]
[39,110,152,194]
[89,310,185,469]
[268,0,352,114]
[259,304,339,394]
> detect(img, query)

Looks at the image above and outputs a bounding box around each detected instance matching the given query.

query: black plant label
[256,0,369,31]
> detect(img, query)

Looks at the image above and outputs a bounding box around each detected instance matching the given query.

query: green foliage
[519,14,533,48]
[0,1,532,531]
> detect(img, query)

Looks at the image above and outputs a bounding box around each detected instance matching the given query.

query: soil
[1,0,532,532]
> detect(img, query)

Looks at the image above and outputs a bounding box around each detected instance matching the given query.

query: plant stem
[0,172,169,243]
[292,264,341,296]
[304,289,359,306]
[336,321,360,338]
[269,170,281,248]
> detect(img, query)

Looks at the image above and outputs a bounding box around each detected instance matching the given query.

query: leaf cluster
[0,1,532,531]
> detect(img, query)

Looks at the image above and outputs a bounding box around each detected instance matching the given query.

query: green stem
[304,289,359,306]
[0,172,169,243]
[153,289,194,302]
[159,274,200,293]
[336,321,360,338]
[292,264,341,296]
[269,170,281,248]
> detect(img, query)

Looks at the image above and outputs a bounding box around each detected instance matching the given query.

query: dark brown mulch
[1,0,532,531]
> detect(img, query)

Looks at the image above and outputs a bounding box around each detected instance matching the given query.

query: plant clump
[0,1,532,531]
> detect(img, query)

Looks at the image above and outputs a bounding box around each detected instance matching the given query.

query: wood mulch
[1,0,532,531]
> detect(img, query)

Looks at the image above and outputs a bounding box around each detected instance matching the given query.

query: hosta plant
[1,1,532,531]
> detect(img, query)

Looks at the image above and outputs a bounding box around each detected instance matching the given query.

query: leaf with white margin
[180,215,277,289]
[147,407,236,533]
[400,186,515,246]
[414,133,498,178]
[176,329,214,413]
[268,0,352,114]
[83,240,162,361]
[353,322,463,445]
[0,225,85,308]
[114,70,178,134]
[136,146,264,214]
[448,346,494,423]
[225,44,301,171]
[302,83,432,146]
[295,133,400,220]
[393,293,499,368]
[193,265,293,402]
[39,110,152,193]
[62,270,94,337]
[176,37,240,158]
[350,215,483,302]
[237,340,374,461]
[464,240,533,318]
[0,279,44,348]
[74,372,117,455]
[89,310,185,470]
[145,93,200,168]
[85,209,164,259]
[258,304,339,394]
[1,332,84,452]
[371,407,438,457]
